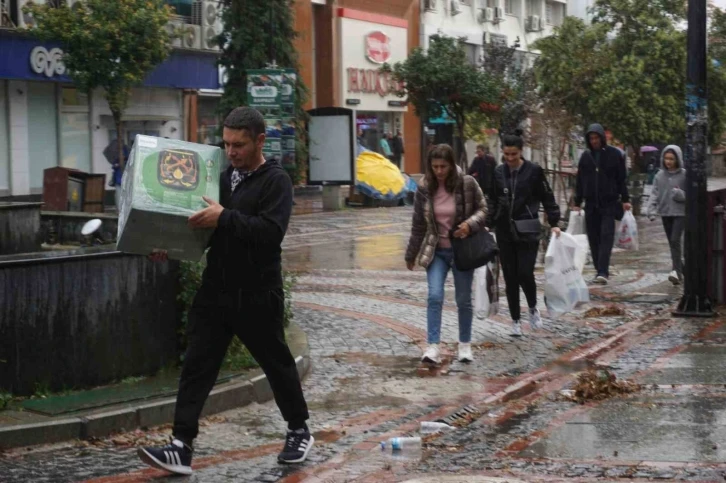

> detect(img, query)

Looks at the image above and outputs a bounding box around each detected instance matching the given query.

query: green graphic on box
[247,69,297,167]
[117,135,222,261]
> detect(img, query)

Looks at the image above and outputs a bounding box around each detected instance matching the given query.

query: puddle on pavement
[546,359,601,376]
[283,234,408,271]
[325,352,418,370]
[520,395,726,462]
[642,346,726,385]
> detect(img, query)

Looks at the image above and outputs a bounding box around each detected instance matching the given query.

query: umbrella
[641,146,658,153]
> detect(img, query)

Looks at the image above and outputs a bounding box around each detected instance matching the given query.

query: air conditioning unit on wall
[167,18,202,50]
[526,15,541,32]
[477,7,494,24]
[493,7,504,23]
[423,0,437,13]
[193,0,222,51]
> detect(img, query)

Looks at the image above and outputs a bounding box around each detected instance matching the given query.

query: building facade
[0,0,222,199]
[293,0,423,174]
[420,0,566,165]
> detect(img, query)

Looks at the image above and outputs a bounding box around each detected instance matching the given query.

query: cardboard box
[116,135,222,261]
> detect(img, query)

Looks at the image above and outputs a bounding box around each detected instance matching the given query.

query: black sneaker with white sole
[137,438,193,475]
[278,428,314,464]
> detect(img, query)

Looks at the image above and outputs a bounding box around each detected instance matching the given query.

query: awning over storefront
[0,31,221,90]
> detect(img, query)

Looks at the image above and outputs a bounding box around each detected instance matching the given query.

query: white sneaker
[457,343,473,363]
[510,320,523,337]
[529,307,543,330]
[669,271,680,285]
[421,344,441,364]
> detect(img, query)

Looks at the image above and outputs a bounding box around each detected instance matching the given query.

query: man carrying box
[137,107,312,475]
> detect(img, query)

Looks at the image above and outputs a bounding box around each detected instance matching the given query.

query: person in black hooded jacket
[572,123,631,285]
[486,130,561,337]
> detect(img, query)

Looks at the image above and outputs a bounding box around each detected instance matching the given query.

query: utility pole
[674,0,715,317]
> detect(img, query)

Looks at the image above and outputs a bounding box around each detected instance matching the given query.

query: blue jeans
[426,248,474,344]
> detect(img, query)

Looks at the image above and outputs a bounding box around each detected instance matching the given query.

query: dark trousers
[662,216,685,275]
[585,209,616,278]
[173,283,309,445]
[498,239,539,321]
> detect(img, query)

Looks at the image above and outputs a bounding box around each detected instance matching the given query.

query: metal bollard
[713,205,724,304]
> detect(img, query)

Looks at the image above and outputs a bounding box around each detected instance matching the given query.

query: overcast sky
[715,0,726,9]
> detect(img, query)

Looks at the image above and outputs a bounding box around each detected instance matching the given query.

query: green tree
[535,2,726,168]
[382,35,501,167]
[26,0,172,167]
[218,0,309,183]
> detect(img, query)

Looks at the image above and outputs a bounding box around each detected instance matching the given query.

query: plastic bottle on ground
[380,436,422,452]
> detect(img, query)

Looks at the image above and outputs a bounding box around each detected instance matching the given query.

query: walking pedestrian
[486,130,561,337]
[137,107,312,475]
[468,144,497,196]
[405,144,487,364]
[380,131,393,160]
[646,145,686,285]
[391,130,405,169]
[572,123,631,285]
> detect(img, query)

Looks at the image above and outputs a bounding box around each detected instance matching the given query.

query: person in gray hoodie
[646,145,686,285]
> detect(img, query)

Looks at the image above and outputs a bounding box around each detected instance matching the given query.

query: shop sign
[365,31,391,64]
[346,99,361,105]
[346,67,403,98]
[29,46,66,78]
[388,100,406,107]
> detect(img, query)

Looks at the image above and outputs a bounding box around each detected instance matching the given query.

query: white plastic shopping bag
[572,234,589,274]
[566,211,586,235]
[544,232,590,317]
[616,210,639,250]
[474,260,499,319]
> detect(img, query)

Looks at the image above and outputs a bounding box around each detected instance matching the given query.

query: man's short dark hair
[224,107,266,138]
[476,144,487,152]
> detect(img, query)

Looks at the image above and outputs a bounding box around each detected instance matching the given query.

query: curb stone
[0,327,311,450]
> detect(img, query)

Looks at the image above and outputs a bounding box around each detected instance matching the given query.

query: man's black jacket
[468,154,496,196]
[203,159,293,292]
[574,123,630,215]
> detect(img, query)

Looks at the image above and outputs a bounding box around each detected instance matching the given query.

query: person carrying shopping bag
[486,130,561,337]
[646,145,686,285]
[405,144,487,364]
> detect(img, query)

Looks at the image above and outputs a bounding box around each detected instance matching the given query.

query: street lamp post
[674,0,715,317]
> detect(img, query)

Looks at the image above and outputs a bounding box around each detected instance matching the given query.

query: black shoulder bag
[449,184,499,271]
[507,166,541,242]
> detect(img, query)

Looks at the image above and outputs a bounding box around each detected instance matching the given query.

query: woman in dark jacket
[486,131,561,336]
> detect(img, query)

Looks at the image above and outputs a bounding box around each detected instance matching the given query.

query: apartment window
[505,0,514,14]
[460,0,472,5]
[545,1,564,25]
[526,0,540,16]
[545,2,552,23]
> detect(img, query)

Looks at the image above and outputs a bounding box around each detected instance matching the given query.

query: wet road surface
[2,206,725,482]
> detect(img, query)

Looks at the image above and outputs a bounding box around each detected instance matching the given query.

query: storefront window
[60,87,91,172]
[0,81,9,192]
[197,97,222,146]
[28,82,58,190]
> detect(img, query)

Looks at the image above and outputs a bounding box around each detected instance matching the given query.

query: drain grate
[436,405,480,426]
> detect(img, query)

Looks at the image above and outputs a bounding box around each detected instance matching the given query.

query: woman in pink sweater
[405,144,487,364]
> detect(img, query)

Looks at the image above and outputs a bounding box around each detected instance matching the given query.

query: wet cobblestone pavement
[2,206,725,482]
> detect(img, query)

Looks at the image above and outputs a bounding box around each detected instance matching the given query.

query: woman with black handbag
[405,144,487,364]
[486,130,561,337]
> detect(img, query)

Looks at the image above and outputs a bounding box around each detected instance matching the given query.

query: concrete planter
[0,248,180,395]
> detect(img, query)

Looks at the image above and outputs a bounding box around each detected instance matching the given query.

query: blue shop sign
[0,33,220,90]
